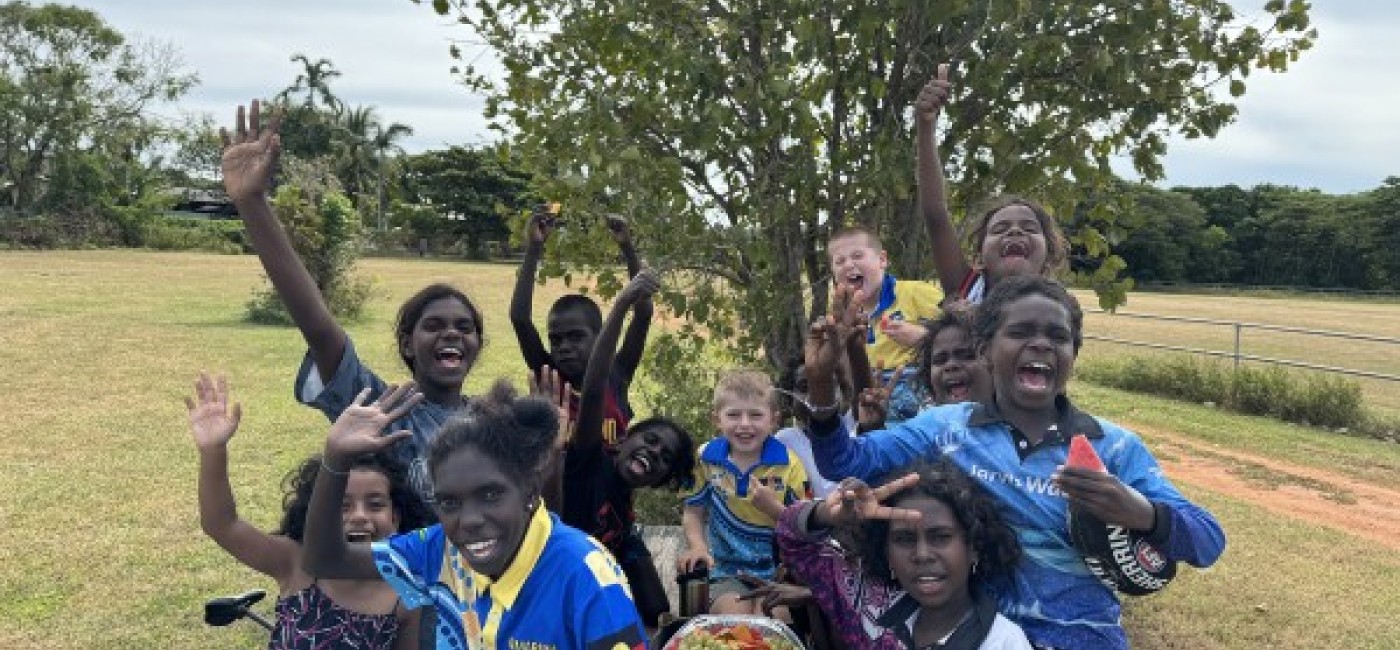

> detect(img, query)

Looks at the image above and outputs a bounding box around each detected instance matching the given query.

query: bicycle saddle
[204,589,267,626]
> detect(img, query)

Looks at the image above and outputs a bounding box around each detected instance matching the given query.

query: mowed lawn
[1073,290,1400,421]
[1,250,1397,650]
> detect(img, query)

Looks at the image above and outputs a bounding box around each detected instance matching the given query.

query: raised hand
[1053,466,1157,532]
[857,363,899,431]
[617,266,661,305]
[324,384,423,468]
[747,475,785,519]
[604,213,633,246]
[915,63,952,124]
[526,204,558,246]
[528,365,573,448]
[815,474,924,530]
[186,372,243,452]
[220,100,282,203]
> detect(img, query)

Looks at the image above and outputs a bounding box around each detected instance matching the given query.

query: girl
[221,101,484,504]
[915,303,992,406]
[544,268,696,628]
[802,276,1226,650]
[187,372,431,650]
[914,66,1069,304]
[778,460,1031,649]
[300,382,647,650]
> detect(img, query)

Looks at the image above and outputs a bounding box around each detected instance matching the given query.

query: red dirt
[1128,422,1400,552]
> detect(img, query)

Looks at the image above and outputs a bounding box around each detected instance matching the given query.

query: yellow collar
[469,505,552,609]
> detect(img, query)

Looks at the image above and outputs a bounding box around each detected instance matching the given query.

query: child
[828,227,943,423]
[678,370,811,616]
[186,372,431,650]
[803,276,1226,650]
[915,302,992,406]
[301,382,648,650]
[510,205,651,447]
[778,460,1031,649]
[914,66,1069,304]
[221,101,483,504]
[542,268,696,628]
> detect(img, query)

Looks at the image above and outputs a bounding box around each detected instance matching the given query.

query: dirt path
[1127,422,1400,551]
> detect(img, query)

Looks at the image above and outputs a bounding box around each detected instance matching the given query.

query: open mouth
[628,450,654,476]
[435,346,464,369]
[843,273,865,292]
[345,530,374,544]
[942,378,971,402]
[1001,240,1029,259]
[460,539,499,563]
[1016,361,1054,392]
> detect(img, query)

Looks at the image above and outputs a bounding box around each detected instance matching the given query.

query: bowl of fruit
[663,616,804,650]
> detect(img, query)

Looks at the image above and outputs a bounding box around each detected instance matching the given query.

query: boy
[828,226,943,422]
[678,370,811,616]
[510,205,651,446]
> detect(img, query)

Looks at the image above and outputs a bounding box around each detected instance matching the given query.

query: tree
[422,0,1315,401]
[0,1,196,213]
[397,145,532,257]
[1354,177,1400,288]
[1113,184,1213,284]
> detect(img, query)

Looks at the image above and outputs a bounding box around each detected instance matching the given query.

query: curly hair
[626,416,697,491]
[915,302,978,398]
[859,459,1022,590]
[972,275,1084,355]
[962,195,1069,276]
[394,283,485,371]
[428,380,558,487]
[276,451,432,544]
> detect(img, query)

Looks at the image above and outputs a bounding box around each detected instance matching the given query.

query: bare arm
[529,367,572,513]
[187,373,299,581]
[606,214,653,382]
[915,66,973,297]
[221,101,346,380]
[303,386,422,580]
[577,270,661,450]
[678,504,714,573]
[510,207,554,372]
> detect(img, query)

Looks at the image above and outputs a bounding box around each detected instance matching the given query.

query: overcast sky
[66,0,1398,194]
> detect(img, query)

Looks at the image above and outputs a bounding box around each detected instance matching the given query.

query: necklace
[912,605,974,648]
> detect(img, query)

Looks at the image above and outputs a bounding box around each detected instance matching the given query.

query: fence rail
[1084,309,1400,383]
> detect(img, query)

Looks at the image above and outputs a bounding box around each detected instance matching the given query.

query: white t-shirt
[774,411,857,499]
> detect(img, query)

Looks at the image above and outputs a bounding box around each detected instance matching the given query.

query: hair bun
[512,395,560,434]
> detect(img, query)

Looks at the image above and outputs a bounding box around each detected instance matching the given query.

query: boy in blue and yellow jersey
[828,226,943,423]
[678,371,811,617]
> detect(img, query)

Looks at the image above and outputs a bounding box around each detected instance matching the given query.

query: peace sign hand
[324,384,423,469]
[814,474,924,530]
[220,100,283,203]
[857,363,900,431]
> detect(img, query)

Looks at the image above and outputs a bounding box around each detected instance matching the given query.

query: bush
[1079,355,1369,432]
[245,176,374,325]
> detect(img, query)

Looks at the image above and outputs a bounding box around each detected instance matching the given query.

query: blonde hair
[828,226,883,253]
[712,369,776,410]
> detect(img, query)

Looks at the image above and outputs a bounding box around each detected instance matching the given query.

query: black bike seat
[204,589,267,626]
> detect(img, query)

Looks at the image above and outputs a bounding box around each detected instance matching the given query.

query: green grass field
[1,250,1397,649]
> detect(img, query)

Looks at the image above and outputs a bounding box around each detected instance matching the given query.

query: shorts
[707,577,748,608]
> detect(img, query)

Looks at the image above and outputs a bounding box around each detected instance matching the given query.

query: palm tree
[278,54,342,114]
[333,105,412,228]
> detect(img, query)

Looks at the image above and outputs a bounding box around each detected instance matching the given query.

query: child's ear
[398,334,414,363]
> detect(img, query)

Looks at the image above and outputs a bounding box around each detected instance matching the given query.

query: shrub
[1079,355,1368,433]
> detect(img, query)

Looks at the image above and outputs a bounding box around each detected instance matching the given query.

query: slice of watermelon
[879,314,892,331]
[1066,434,1106,472]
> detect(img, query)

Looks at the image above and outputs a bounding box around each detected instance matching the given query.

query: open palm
[186,372,242,452]
[324,384,422,463]
[220,100,282,201]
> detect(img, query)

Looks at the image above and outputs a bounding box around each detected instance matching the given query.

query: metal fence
[1083,309,1400,383]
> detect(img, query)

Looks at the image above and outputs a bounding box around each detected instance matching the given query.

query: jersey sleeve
[1103,423,1227,568]
[294,337,388,422]
[900,279,945,321]
[372,526,444,610]
[574,547,649,650]
[680,443,713,506]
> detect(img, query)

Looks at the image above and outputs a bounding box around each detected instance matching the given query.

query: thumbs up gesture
[915,63,952,123]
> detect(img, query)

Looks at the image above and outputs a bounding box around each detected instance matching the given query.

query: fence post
[1233,322,1242,371]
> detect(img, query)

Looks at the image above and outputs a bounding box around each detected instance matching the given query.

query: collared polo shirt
[681,436,811,579]
[372,508,646,650]
[867,274,944,368]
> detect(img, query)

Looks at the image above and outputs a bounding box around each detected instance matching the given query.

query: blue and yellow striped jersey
[866,274,943,368]
[372,508,647,650]
[681,436,811,579]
